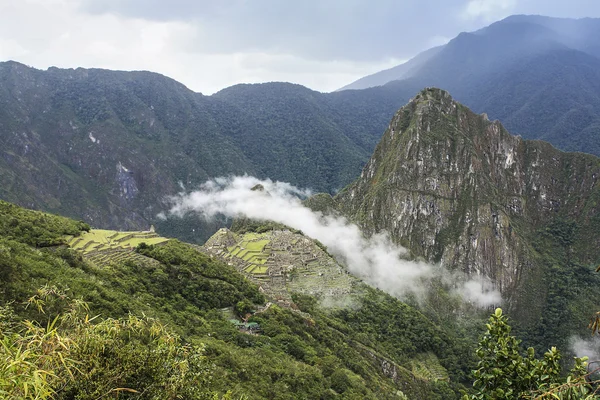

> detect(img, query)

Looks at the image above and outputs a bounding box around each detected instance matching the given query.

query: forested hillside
[0,61,417,242]
[0,200,480,399]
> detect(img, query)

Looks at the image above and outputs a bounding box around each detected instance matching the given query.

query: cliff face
[335,88,600,318]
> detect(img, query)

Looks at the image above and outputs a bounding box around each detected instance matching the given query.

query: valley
[2,11,600,399]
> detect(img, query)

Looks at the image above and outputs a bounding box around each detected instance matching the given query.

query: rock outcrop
[335,88,600,322]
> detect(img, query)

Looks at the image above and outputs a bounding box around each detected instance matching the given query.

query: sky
[1,0,599,94]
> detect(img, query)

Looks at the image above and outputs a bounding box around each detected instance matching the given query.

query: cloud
[569,336,600,364]
[167,176,501,306]
[462,0,518,21]
[0,0,407,94]
[2,0,600,94]
[79,0,476,62]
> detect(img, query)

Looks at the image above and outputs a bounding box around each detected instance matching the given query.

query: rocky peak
[336,88,600,312]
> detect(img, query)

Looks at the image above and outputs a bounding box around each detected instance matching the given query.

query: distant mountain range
[0,61,418,241]
[2,15,600,241]
[340,15,600,157]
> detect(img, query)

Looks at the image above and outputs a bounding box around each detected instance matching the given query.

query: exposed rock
[335,88,600,323]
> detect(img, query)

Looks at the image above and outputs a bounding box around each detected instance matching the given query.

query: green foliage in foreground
[464,308,597,400]
[0,289,221,400]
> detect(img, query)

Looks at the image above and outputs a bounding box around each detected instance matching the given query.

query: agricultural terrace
[226,232,271,274]
[66,229,168,254]
[410,353,450,382]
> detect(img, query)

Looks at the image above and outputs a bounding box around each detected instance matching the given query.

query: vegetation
[0,61,417,244]
[0,200,90,247]
[335,88,600,363]
[4,31,600,244]
[463,308,597,400]
[341,16,600,159]
[0,288,219,400]
[66,229,168,254]
[0,200,479,398]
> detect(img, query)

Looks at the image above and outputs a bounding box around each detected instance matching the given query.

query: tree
[464,308,595,400]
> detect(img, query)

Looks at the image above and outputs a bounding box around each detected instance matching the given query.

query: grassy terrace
[225,233,272,275]
[66,229,168,254]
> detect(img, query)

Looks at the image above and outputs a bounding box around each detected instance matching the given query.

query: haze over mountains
[0,14,599,277]
[3,9,600,397]
[3,15,600,241]
[341,15,600,157]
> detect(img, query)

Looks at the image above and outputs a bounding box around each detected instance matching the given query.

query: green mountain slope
[0,61,415,242]
[333,88,600,352]
[0,199,476,399]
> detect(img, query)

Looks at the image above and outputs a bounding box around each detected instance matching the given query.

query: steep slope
[211,81,418,174]
[0,61,415,241]
[0,61,253,233]
[0,199,473,398]
[334,88,600,350]
[465,48,600,156]
[210,82,366,189]
[339,15,600,157]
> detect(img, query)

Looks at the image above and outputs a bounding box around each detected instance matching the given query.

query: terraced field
[224,232,273,274]
[66,229,168,268]
[410,353,449,382]
[203,228,359,301]
[66,229,168,254]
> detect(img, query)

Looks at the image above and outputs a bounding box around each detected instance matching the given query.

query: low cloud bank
[167,176,500,306]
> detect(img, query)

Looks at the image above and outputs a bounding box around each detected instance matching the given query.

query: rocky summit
[331,88,600,346]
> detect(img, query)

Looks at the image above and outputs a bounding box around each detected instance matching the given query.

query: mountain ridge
[331,87,600,351]
[338,15,600,158]
[0,60,416,241]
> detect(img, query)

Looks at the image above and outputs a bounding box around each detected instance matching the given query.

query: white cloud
[462,0,518,21]
[167,176,501,306]
[570,336,600,363]
[0,0,403,94]
[2,0,599,94]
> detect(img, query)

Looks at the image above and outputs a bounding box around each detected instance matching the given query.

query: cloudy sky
[1,0,599,94]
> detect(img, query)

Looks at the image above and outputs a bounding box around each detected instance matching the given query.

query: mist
[167,176,501,306]
[570,336,600,364]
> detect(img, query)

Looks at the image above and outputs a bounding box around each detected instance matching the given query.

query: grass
[241,250,262,262]
[252,266,269,274]
[67,229,168,254]
[221,233,273,275]
[245,240,270,252]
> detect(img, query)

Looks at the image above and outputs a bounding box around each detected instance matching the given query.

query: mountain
[2,87,597,398]
[0,61,417,242]
[5,14,600,243]
[339,15,600,157]
[329,88,600,352]
[0,198,475,399]
[338,45,443,91]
